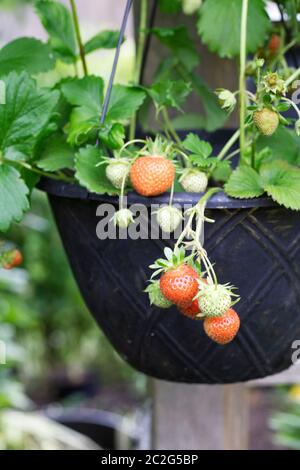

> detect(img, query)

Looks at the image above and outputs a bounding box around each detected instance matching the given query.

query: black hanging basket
[39,1,300,384]
[38,129,300,384]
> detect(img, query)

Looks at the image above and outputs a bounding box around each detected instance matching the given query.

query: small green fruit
[113,209,134,228]
[253,108,279,136]
[156,206,182,233]
[145,281,173,309]
[106,160,130,189]
[198,283,232,318]
[180,169,208,193]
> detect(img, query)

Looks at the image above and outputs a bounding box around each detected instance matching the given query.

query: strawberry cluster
[146,189,241,345]
[104,135,209,232]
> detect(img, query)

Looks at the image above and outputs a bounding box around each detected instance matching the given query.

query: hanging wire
[140,0,158,86]
[99,0,134,127]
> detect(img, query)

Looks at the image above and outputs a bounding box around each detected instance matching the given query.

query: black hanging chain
[99,0,134,127]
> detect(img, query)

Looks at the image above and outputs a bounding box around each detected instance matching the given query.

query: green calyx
[197,280,240,318]
[149,246,189,279]
[145,280,173,309]
[140,135,174,160]
[112,209,134,228]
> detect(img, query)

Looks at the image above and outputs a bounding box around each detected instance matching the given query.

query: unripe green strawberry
[106,160,130,189]
[179,169,208,193]
[198,283,232,318]
[145,281,173,309]
[253,108,279,136]
[156,206,182,233]
[113,209,134,228]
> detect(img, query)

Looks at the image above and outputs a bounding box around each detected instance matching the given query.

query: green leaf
[260,160,300,210]
[99,123,125,150]
[277,102,291,112]
[152,27,199,71]
[0,71,59,158]
[75,146,119,195]
[37,133,74,171]
[67,106,99,146]
[0,165,29,231]
[171,113,207,130]
[198,0,270,58]
[189,74,228,131]
[106,85,146,122]
[63,81,145,142]
[148,80,191,110]
[35,0,77,63]
[190,155,219,168]
[158,0,181,13]
[256,126,300,165]
[60,76,104,113]
[84,30,120,54]
[0,38,55,75]
[212,160,232,182]
[61,76,104,145]
[183,133,212,157]
[224,166,264,199]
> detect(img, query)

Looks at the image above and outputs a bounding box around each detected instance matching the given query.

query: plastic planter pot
[38,130,300,384]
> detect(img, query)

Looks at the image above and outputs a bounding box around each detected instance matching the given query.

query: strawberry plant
[0,0,300,353]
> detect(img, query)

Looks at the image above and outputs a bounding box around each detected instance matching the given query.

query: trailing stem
[129,0,148,140]
[69,0,88,76]
[161,107,182,147]
[174,187,221,251]
[285,67,300,88]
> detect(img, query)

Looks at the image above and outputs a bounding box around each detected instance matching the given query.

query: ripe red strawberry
[3,249,23,269]
[179,299,202,320]
[268,34,281,56]
[179,277,207,319]
[130,136,175,197]
[203,308,240,345]
[160,264,199,307]
[130,156,175,197]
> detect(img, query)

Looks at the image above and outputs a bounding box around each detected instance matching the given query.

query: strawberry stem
[129,0,148,140]
[284,66,300,88]
[239,0,249,159]
[161,107,182,147]
[169,182,175,207]
[119,139,147,157]
[282,97,300,120]
[69,0,88,76]
[174,187,221,251]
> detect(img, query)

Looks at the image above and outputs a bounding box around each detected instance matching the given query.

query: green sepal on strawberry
[145,280,173,309]
[149,246,190,279]
[112,208,134,228]
[196,278,240,318]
